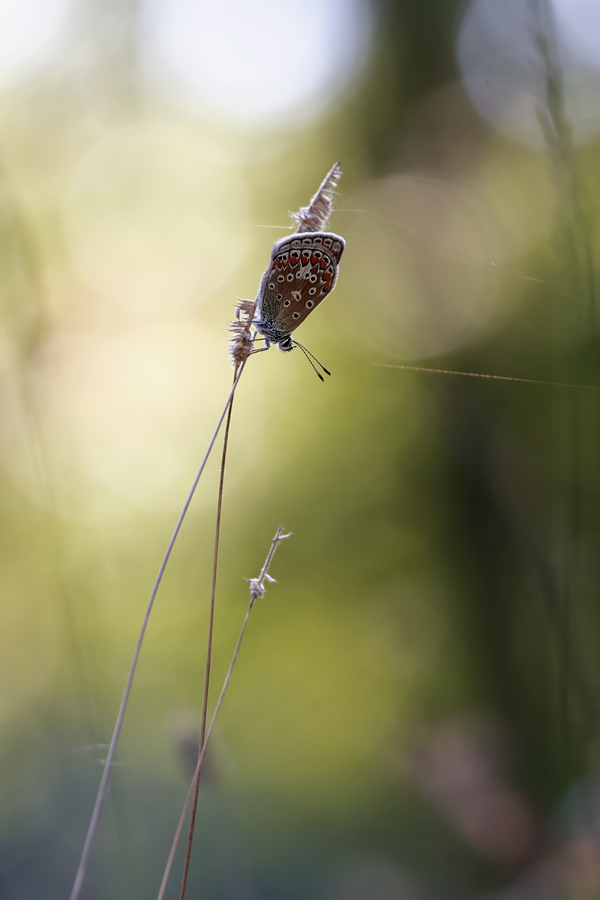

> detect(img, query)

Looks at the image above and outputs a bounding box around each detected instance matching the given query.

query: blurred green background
[2,0,600,897]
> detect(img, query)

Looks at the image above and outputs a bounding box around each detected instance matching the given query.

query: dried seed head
[291,162,342,234]
[246,573,276,602]
[245,527,291,602]
[229,299,257,367]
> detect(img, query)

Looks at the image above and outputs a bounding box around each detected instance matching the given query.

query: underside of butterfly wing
[255,232,345,349]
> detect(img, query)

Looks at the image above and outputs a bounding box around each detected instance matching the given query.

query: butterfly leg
[250,336,271,355]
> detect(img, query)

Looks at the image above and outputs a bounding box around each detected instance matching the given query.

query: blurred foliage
[2,1,600,898]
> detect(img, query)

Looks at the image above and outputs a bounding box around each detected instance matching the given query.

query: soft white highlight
[140,0,373,125]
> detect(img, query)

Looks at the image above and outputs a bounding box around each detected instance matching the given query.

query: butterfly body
[255,232,345,352]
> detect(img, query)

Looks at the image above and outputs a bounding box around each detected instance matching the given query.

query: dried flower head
[229,299,257,367]
[245,526,291,603]
[290,162,342,234]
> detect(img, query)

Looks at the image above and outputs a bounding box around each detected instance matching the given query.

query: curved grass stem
[178,369,238,899]
[69,361,247,900]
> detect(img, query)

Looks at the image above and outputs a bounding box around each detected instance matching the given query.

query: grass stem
[156,527,290,900]
[69,361,247,900]
[178,370,238,899]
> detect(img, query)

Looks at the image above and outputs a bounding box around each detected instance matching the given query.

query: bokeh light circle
[457,0,600,146]
[554,0,600,72]
[0,321,249,519]
[334,163,552,359]
[0,0,70,86]
[140,0,374,125]
[62,124,249,313]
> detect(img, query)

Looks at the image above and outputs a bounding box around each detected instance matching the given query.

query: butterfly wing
[256,232,345,343]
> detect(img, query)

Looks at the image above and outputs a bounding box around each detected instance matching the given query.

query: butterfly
[253,231,345,377]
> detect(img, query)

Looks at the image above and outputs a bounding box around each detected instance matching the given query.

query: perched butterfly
[253,231,345,377]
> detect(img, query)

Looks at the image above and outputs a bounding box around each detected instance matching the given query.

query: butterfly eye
[309,275,317,283]
[293,312,300,319]
[277,294,282,300]
[308,287,317,295]
[283,299,291,307]
[278,275,285,282]
[287,274,294,282]
[306,300,314,308]
[269,283,275,290]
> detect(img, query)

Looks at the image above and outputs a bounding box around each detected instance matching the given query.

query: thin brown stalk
[69,362,247,900]
[157,527,290,900]
[178,368,238,899]
[375,363,600,391]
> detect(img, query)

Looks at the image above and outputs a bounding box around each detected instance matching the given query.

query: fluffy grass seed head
[229,298,257,367]
[291,161,342,233]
